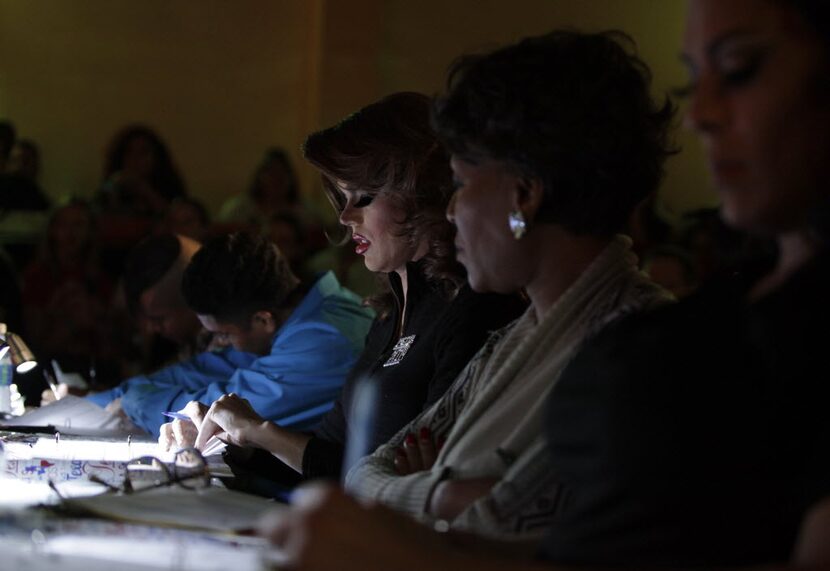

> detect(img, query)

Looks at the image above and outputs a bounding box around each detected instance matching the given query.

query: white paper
[6,437,172,463]
[0,536,281,571]
[0,396,132,436]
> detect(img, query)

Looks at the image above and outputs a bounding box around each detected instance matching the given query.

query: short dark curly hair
[182,232,298,325]
[103,124,187,202]
[303,92,465,311]
[434,29,677,237]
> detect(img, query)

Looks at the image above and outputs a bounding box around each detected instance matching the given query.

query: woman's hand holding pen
[195,393,268,450]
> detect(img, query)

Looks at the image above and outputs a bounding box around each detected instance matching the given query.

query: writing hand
[158,400,206,451]
[40,383,70,406]
[195,393,265,450]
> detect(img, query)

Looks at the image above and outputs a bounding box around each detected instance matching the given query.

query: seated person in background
[267,212,312,282]
[124,232,211,359]
[22,199,124,387]
[161,92,526,487]
[95,231,373,436]
[160,197,211,243]
[8,138,41,183]
[96,124,188,217]
[0,130,50,212]
[218,147,327,253]
[0,120,14,173]
[44,232,221,403]
[342,30,673,542]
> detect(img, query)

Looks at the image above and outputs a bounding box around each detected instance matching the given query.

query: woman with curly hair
[343,29,673,541]
[161,92,525,485]
[97,124,187,217]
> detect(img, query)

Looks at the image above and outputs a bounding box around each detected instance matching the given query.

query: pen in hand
[42,369,61,402]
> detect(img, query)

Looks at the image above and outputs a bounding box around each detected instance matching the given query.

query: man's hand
[40,383,70,406]
[158,400,207,451]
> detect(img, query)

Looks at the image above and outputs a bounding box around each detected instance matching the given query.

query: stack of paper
[63,486,284,532]
[0,396,140,438]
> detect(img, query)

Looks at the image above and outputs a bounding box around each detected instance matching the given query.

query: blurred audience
[160,196,211,243]
[95,124,189,278]
[0,123,50,212]
[97,124,187,217]
[122,233,212,364]
[0,120,14,173]
[9,139,41,183]
[21,199,124,392]
[219,147,300,230]
[218,147,327,253]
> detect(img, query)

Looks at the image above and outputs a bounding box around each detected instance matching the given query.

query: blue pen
[162,411,190,421]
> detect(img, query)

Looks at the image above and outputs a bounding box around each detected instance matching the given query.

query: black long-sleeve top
[543,251,830,566]
[234,261,526,487]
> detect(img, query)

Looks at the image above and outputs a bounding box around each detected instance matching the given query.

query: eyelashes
[672,52,766,100]
[353,194,375,208]
[720,58,763,87]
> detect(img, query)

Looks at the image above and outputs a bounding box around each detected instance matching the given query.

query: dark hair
[168,196,210,227]
[46,198,96,261]
[182,232,297,324]
[123,233,182,314]
[248,147,300,205]
[303,92,464,311]
[434,30,677,237]
[269,211,305,242]
[782,0,830,47]
[778,1,830,243]
[0,121,16,159]
[103,124,187,201]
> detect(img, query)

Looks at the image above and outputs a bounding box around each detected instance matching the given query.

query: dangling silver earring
[508,210,527,240]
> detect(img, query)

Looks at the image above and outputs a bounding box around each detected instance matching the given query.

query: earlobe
[508,177,544,236]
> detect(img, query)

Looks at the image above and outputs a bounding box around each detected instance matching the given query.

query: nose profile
[684,73,727,134]
[446,192,457,223]
[339,203,359,226]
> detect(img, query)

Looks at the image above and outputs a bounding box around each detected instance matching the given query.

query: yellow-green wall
[0,0,715,220]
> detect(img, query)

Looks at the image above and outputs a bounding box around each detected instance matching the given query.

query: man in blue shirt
[90,232,373,436]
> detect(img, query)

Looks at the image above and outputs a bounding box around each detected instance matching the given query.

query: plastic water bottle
[0,346,13,415]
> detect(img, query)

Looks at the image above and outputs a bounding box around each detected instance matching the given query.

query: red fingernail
[405,433,416,446]
[419,427,430,440]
